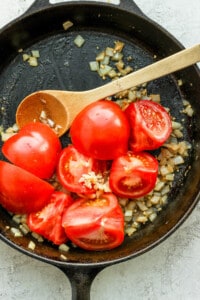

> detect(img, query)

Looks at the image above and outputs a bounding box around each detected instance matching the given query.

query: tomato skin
[2,122,62,179]
[109,151,158,198]
[57,145,107,194]
[70,100,130,160]
[62,193,124,251]
[0,161,54,214]
[125,100,172,152]
[27,191,73,245]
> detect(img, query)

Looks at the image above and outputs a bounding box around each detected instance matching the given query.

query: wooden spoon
[16,44,200,136]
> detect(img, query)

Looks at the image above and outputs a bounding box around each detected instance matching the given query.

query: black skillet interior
[0,1,200,267]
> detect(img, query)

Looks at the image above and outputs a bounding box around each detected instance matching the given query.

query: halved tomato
[109,151,158,198]
[62,193,124,251]
[27,191,73,245]
[57,145,108,194]
[125,100,172,152]
[0,161,54,214]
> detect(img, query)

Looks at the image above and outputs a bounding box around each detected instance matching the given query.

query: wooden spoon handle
[89,44,200,99]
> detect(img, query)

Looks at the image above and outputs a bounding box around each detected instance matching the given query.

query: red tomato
[62,193,124,251]
[57,145,107,194]
[2,122,62,179]
[27,191,73,245]
[125,100,172,152]
[0,161,54,214]
[109,151,158,198]
[70,100,130,160]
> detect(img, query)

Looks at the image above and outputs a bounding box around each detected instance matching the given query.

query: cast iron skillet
[0,1,200,299]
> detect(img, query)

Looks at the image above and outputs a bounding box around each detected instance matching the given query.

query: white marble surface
[0,1,200,299]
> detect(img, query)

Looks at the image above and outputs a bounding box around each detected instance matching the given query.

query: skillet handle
[59,266,104,300]
[119,0,146,17]
[26,0,147,17]
[26,0,52,13]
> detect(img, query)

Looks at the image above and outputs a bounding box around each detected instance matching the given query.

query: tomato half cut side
[2,122,62,179]
[27,191,73,245]
[109,151,159,198]
[0,161,54,214]
[57,145,106,194]
[62,193,124,251]
[125,100,172,152]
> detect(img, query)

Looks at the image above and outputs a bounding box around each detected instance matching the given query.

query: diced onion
[98,65,112,77]
[62,20,73,30]
[101,56,110,65]
[149,212,157,222]
[28,240,36,250]
[10,227,23,237]
[31,50,40,58]
[59,244,70,252]
[111,52,123,61]
[89,61,99,71]
[60,254,68,261]
[74,35,85,47]
[124,210,133,217]
[28,56,38,67]
[96,51,105,61]
[22,53,30,61]
[105,47,114,57]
